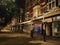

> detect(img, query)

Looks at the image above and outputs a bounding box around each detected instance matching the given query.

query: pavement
[0,33,60,45]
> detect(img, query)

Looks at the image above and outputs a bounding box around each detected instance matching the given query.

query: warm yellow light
[33,5,42,18]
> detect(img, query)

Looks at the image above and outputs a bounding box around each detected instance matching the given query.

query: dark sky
[16,0,25,8]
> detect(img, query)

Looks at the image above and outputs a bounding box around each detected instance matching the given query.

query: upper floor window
[46,0,48,3]
[52,2,55,7]
[30,0,33,5]
[49,0,51,2]
[49,3,51,9]
[56,0,58,7]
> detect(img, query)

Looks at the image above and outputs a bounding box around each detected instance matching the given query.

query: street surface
[0,33,60,45]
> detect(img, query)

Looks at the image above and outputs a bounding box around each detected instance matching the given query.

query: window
[49,3,51,9]
[47,4,49,11]
[49,0,51,2]
[56,0,58,6]
[52,2,55,7]
[30,0,33,5]
[58,0,60,7]
[46,0,48,3]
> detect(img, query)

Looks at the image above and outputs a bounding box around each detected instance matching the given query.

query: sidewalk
[28,33,60,45]
[24,33,60,45]
[0,33,60,45]
[29,40,57,45]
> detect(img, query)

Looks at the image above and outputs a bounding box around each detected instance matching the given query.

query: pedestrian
[30,24,35,38]
[43,29,46,42]
[30,28,34,38]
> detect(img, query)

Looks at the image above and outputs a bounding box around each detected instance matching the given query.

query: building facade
[21,0,60,37]
[25,0,47,20]
[23,0,47,33]
[45,0,60,37]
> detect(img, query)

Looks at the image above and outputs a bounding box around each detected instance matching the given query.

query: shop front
[33,20,43,34]
[52,15,60,37]
[44,18,53,36]
[22,22,33,33]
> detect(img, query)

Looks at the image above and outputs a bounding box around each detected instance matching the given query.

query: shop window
[54,21,60,30]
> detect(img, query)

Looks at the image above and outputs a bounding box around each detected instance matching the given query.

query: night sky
[16,0,25,8]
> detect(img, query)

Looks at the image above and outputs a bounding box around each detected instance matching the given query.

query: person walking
[30,24,35,39]
[30,29,34,38]
[43,22,46,42]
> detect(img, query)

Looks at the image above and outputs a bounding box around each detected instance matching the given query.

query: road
[0,33,60,45]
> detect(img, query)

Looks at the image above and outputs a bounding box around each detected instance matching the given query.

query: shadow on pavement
[0,37,42,45]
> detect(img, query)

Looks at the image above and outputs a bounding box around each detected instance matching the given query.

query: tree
[0,0,19,30]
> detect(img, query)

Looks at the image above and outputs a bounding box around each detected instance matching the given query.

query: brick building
[21,0,60,37]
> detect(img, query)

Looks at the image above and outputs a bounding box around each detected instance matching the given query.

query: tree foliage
[0,0,19,29]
